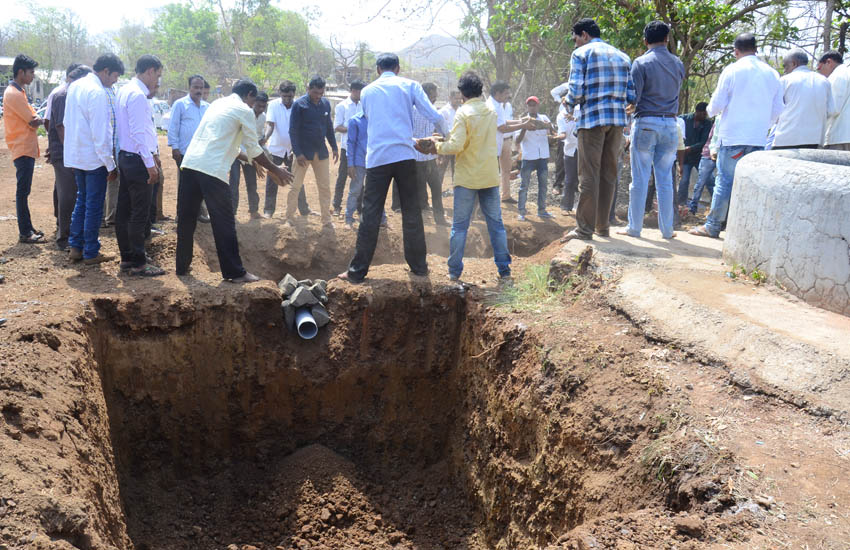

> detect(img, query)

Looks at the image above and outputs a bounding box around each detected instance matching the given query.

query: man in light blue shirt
[339,52,445,283]
[168,74,210,222]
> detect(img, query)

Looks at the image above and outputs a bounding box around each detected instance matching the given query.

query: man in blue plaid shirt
[561,18,635,241]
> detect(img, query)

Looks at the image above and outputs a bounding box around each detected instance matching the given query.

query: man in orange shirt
[3,54,44,243]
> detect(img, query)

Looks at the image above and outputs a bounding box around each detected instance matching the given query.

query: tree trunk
[840,22,848,55]
[824,0,835,51]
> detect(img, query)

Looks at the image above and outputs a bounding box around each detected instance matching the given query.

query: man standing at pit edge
[338,53,446,283]
[818,51,850,151]
[176,78,293,282]
[689,33,783,239]
[560,18,635,242]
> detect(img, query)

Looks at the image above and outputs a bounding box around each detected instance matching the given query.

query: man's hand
[107,169,118,182]
[270,165,293,187]
[172,149,183,164]
[414,138,437,155]
[296,154,308,167]
[710,152,717,161]
[147,165,159,186]
[677,165,683,180]
[254,163,266,179]
[348,166,355,179]
[28,117,43,128]
[333,149,339,164]
[625,104,636,115]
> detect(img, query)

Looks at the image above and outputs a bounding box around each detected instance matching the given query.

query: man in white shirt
[332,80,365,217]
[438,90,462,183]
[515,96,554,220]
[817,50,850,150]
[486,81,528,203]
[64,53,124,264]
[263,80,311,218]
[690,33,783,239]
[773,49,835,149]
[115,55,164,277]
[177,79,293,282]
[229,92,268,218]
[556,106,579,212]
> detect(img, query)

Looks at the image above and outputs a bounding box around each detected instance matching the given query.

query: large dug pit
[79,283,722,550]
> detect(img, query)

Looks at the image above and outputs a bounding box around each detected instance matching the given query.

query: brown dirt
[1,132,848,550]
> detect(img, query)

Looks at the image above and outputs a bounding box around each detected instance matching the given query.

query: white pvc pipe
[295,307,318,340]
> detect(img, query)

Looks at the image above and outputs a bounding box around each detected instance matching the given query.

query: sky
[6,0,464,53]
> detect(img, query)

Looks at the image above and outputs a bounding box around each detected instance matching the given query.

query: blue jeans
[626,117,677,238]
[677,162,696,206]
[69,167,109,259]
[345,165,386,225]
[704,145,762,236]
[688,157,716,213]
[518,158,549,215]
[448,186,511,278]
[13,156,36,237]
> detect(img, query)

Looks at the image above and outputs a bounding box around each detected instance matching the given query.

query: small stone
[6,429,22,441]
[227,545,239,550]
[290,286,319,307]
[308,283,328,304]
[301,524,312,534]
[320,508,331,522]
[242,546,259,550]
[314,279,328,292]
[6,500,15,508]
[673,515,703,538]
[755,495,774,509]
[311,305,330,328]
[297,279,313,287]
[278,274,299,297]
[192,526,203,536]
[42,430,59,441]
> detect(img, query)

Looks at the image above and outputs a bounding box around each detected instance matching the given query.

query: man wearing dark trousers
[413,82,448,226]
[332,79,365,217]
[177,79,293,282]
[339,53,445,283]
[115,55,165,276]
[229,92,268,217]
[264,80,311,217]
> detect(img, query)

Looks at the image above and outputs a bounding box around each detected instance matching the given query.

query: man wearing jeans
[332,80,365,217]
[515,96,554,221]
[64,53,125,264]
[561,18,635,241]
[617,20,683,240]
[688,125,717,214]
[690,33,783,239]
[3,54,45,244]
[426,71,511,282]
[339,53,445,283]
[677,103,712,208]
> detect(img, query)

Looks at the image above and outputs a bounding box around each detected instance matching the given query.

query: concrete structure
[724,149,850,316]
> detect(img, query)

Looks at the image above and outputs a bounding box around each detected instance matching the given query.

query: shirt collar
[133,77,150,97]
[9,81,24,92]
[791,65,811,74]
[378,71,395,79]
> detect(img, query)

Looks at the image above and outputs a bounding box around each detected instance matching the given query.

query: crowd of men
[3,17,849,284]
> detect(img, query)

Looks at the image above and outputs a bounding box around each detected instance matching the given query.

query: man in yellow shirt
[418,71,512,282]
[3,54,45,244]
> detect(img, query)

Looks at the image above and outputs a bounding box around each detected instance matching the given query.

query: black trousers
[265,153,308,215]
[347,159,426,280]
[176,168,246,279]
[415,159,445,223]
[229,160,259,213]
[332,148,349,210]
[116,152,153,267]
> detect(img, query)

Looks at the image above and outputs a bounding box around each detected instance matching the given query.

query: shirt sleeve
[240,107,264,160]
[557,115,568,134]
[289,102,303,157]
[707,68,732,118]
[830,71,850,121]
[334,102,345,128]
[626,64,637,105]
[825,79,837,118]
[90,89,116,172]
[5,91,37,123]
[347,118,358,155]
[566,50,585,106]
[167,100,182,149]
[769,75,784,125]
[127,92,155,168]
[435,111,468,156]
[551,82,569,102]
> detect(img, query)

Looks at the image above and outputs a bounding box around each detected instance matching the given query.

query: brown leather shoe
[82,253,115,265]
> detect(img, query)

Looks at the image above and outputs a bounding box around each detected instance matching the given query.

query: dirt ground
[1,132,849,550]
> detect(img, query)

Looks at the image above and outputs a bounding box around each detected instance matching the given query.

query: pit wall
[725,149,850,316]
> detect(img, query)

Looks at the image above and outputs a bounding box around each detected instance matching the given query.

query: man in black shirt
[677,102,713,208]
[286,75,338,229]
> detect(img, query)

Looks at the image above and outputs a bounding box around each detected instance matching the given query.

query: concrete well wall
[724,149,850,316]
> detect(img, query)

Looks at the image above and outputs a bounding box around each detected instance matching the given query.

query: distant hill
[399,34,472,69]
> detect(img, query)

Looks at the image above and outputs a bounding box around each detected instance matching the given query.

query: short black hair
[203,80,211,89]
[135,54,162,75]
[573,18,601,39]
[188,74,205,87]
[308,75,326,89]
[68,65,92,81]
[422,82,438,96]
[65,63,82,77]
[349,79,366,90]
[279,80,296,93]
[491,80,510,95]
[695,101,708,112]
[376,53,400,71]
[12,54,38,79]
[255,92,269,103]
[232,78,258,98]
[733,33,757,53]
[644,21,669,44]
[457,71,483,98]
[819,50,844,65]
[93,53,125,75]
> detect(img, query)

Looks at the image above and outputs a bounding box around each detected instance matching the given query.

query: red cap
[526,96,540,104]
